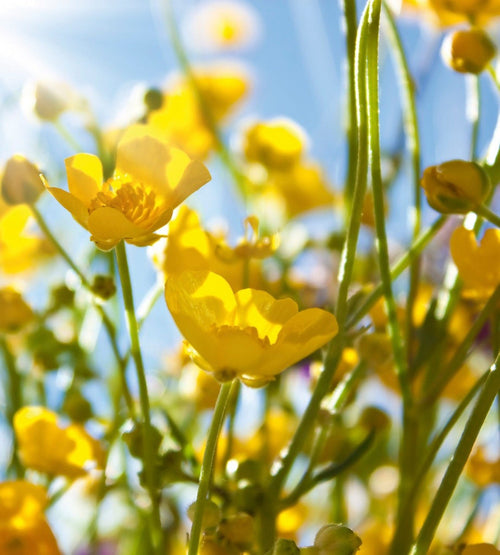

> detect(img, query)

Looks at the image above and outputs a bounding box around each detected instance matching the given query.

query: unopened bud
[218,513,254,547]
[421,160,490,214]
[1,155,45,205]
[187,500,221,530]
[359,406,391,432]
[314,524,362,555]
[23,81,71,121]
[442,28,496,74]
[0,288,34,333]
[267,538,300,555]
[91,275,116,300]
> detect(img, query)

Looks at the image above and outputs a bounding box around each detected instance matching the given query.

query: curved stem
[115,241,162,552]
[188,380,234,555]
[410,354,500,555]
[475,203,500,228]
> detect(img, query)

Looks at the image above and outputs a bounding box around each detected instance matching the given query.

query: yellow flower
[151,206,267,290]
[243,119,307,171]
[182,0,261,53]
[148,65,249,160]
[462,545,500,555]
[466,447,500,487]
[450,226,500,297]
[165,270,338,386]
[0,480,60,555]
[1,155,45,206]
[403,0,500,26]
[0,199,53,274]
[421,160,490,214]
[266,161,336,218]
[441,28,496,74]
[45,124,211,250]
[0,288,34,333]
[14,406,104,479]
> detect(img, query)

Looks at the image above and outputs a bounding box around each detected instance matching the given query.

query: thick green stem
[410,354,500,555]
[115,241,162,552]
[188,380,234,555]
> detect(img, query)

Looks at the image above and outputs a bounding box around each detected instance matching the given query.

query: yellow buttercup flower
[243,118,307,171]
[450,226,500,297]
[182,0,261,53]
[0,199,53,274]
[151,206,267,290]
[165,270,338,386]
[148,65,249,160]
[45,124,211,250]
[0,480,60,555]
[403,0,500,26]
[421,160,490,214]
[14,406,104,479]
[0,288,34,333]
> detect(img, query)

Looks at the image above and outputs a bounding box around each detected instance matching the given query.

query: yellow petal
[166,148,211,207]
[87,206,147,246]
[166,270,236,330]
[234,289,298,342]
[47,187,89,228]
[65,154,103,206]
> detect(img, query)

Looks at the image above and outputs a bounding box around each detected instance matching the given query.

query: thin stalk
[467,75,480,161]
[53,120,84,152]
[474,203,500,228]
[188,380,234,555]
[421,283,500,406]
[115,241,162,552]
[31,205,136,419]
[383,1,422,368]
[487,63,500,92]
[393,369,488,548]
[347,216,447,328]
[163,0,248,200]
[339,0,358,206]
[410,354,500,555]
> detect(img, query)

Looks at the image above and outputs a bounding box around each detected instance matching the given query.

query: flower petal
[46,187,89,228]
[65,154,102,206]
[87,207,147,247]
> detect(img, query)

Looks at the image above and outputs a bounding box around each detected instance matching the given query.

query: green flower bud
[63,390,93,423]
[1,155,45,206]
[314,524,362,555]
[358,406,391,432]
[187,500,221,530]
[91,275,116,300]
[421,160,490,214]
[442,28,496,74]
[266,538,301,555]
[218,513,255,548]
[122,422,163,459]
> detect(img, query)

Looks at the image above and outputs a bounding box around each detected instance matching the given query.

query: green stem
[410,354,500,555]
[31,205,136,419]
[347,216,447,329]
[115,241,162,551]
[188,380,234,555]
[163,0,248,200]
[487,63,500,92]
[392,369,488,552]
[474,203,500,228]
[0,337,24,478]
[339,0,358,207]
[383,1,422,369]
[421,283,500,406]
[53,120,84,152]
[467,74,480,161]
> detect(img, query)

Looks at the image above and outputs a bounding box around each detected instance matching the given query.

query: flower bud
[218,513,255,548]
[358,406,391,433]
[314,524,362,555]
[0,287,34,333]
[187,500,221,530]
[267,539,300,555]
[62,390,93,423]
[442,28,496,74]
[1,155,45,205]
[91,275,116,300]
[22,81,70,121]
[122,422,163,459]
[421,160,490,214]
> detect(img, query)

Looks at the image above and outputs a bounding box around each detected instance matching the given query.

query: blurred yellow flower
[0,480,60,555]
[148,65,249,160]
[276,502,308,542]
[450,226,500,298]
[14,406,104,479]
[183,0,261,53]
[462,545,500,555]
[151,206,267,290]
[403,0,500,25]
[243,118,307,171]
[0,199,53,274]
[1,155,45,206]
[0,288,34,333]
[466,447,500,487]
[45,124,211,250]
[266,162,336,218]
[165,270,338,386]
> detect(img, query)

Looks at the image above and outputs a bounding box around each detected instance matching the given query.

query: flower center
[89,176,164,228]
